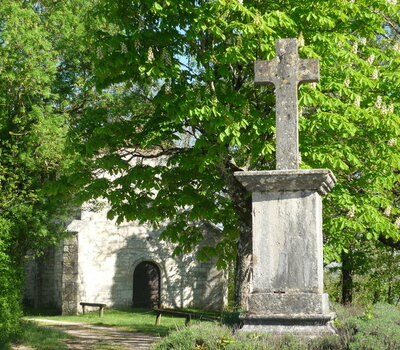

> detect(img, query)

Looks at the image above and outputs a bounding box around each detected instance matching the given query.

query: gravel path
[14,319,161,350]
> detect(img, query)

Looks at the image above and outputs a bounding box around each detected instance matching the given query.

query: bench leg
[99,307,104,318]
[185,314,191,326]
[82,305,86,315]
[155,313,162,325]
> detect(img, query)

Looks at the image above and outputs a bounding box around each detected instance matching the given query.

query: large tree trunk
[341,250,353,305]
[234,223,252,310]
[217,159,252,310]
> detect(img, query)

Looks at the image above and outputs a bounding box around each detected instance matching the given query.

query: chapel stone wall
[23,253,37,307]
[23,246,63,311]
[61,234,79,315]
[70,202,227,312]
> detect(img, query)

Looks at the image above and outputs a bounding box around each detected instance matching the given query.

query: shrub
[0,250,22,347]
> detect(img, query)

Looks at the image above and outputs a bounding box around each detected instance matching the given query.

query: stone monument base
[248,292,330,314]
[240,313,336,336]
[235,169,337,337]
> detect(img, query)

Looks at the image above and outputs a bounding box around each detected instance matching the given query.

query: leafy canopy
[64,0,400,273]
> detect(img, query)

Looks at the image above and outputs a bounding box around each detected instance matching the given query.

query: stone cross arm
[255,39,319,87]
[255,58,319,86]
[254,39,319,170]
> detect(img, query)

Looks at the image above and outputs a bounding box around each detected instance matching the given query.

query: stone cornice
[234,169,336,196]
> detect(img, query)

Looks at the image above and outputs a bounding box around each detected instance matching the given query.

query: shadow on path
[24,319,160,350]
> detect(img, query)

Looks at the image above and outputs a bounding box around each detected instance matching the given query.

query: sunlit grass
[14,321,73,350]
[24,308,212,337]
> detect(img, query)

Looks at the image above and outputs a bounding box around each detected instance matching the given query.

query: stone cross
[254,38,319,170]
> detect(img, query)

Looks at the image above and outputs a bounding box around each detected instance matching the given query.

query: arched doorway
[132,261,161,308]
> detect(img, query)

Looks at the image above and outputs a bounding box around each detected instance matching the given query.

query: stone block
[248,292,329,314]
[252,190,323,294]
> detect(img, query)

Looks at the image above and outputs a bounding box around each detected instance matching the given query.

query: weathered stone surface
[240,313,337,336]
[62,234,79,315]
[255,38,319,170]
[252,190,324,294]
[233,171,336,335]
[70,207,227,311]
[234,169,336,195]
[23,247,63,311]
[248,293,329,314]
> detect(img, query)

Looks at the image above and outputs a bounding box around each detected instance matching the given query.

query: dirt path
[18,319,161,350]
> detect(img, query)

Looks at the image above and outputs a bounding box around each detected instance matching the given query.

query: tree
[63,0,400,308]
[0,0,95,343]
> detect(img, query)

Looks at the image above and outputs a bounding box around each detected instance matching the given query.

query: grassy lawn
[24,308,213,337]
[12,321,73,350]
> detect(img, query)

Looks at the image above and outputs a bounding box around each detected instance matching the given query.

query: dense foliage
[0,0,90,344]
[64,0,400,307]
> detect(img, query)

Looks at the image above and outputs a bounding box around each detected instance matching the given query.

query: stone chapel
[24,159,228,315]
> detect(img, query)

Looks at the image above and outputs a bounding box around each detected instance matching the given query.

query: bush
[0,251,23,347]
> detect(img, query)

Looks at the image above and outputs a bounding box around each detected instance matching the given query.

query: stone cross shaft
[255,38,319,170]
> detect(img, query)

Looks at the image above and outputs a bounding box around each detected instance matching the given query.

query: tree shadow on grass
[91,321,172,337]
[24,308,185,337]
[75,308,179,337]
[15,321,74,350]
[23,306,60,317]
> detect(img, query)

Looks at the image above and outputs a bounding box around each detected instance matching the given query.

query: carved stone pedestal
[234,169,337,336]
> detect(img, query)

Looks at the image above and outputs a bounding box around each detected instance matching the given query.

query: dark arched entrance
[132,261,160,308]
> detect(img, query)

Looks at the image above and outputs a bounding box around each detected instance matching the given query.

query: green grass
[25,308,208,337]
[167,307,222,318]
[13,321,73,350]
[336,303,400,350]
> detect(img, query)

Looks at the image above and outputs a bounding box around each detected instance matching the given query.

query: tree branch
[379,235,400,250]
[119,147,192,160]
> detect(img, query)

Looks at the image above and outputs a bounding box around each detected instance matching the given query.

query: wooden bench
[153,308,220,326]
[80,302,107,317]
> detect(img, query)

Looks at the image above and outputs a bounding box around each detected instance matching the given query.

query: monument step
[240,312,337,336]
